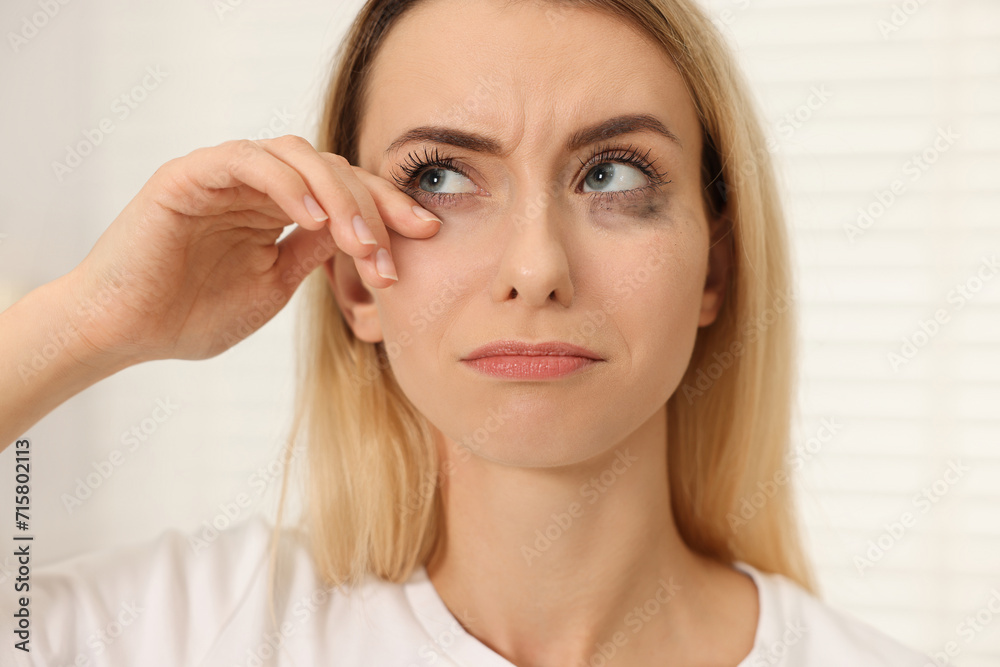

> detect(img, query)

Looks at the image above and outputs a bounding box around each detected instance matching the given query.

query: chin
[439,410,619,469]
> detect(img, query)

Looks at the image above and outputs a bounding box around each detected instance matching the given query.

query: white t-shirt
[2,515,932,666]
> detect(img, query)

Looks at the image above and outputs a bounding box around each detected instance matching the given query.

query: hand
[61,134,441,364]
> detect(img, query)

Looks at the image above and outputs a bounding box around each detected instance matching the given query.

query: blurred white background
[0,0,998,664]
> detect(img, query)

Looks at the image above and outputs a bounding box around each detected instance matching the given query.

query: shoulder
[1,516,279,665]
[735,561,931,667]
[1,516,436,666]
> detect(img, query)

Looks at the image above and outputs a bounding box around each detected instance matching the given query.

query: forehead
[357,0,701,171]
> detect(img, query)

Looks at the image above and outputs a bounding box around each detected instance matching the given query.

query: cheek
[373,231,471,371]
[605,225,708,390]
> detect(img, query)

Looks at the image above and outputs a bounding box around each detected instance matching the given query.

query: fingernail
[412,205,442,224]
[352,214,378,246]
[375,248,398,281]
[304,194,328,222]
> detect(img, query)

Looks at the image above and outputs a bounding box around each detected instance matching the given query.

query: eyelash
[390,143,671,207]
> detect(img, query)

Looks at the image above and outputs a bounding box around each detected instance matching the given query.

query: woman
[1,0,931,665]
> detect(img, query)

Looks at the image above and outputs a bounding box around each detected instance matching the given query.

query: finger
[345,163,443,239]
[273,223,395,292]
[157,139,374,261]
[224,184,294,221]
[253,136,388,262]
[312,153,443,239]
[155,175,292,222]
[197,206,293,231]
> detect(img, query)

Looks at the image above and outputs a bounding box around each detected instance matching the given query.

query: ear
[324,251,384,343]
[699,213,732,327]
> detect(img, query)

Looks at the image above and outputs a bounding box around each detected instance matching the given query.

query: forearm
[0,273,136,451]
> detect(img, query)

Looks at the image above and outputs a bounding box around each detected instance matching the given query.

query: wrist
[0,273,140,448]
[53,267,150,373]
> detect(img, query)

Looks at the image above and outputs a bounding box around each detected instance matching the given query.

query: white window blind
[699,0,1000,663]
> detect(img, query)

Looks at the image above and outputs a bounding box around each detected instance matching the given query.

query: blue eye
[391,146,474,206]
[582,162,648,194]
[417,167,476,196]
[574,144,671,204]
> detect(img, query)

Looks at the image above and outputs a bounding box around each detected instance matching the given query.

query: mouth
[462,340,602,360]
[460,340,604,380]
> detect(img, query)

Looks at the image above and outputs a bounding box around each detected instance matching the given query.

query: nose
[491,191,575,307]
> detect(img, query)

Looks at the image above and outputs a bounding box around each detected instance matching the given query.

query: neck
[424,404,749,667]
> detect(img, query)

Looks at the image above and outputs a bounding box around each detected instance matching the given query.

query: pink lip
[460,340,603,380]
[462,340,602,361]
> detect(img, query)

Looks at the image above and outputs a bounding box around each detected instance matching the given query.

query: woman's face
[342,0,726,467]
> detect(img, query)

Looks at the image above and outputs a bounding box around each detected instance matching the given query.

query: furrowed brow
[383,112,681,158]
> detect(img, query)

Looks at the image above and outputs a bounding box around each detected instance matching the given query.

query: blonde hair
[273,0,816,596]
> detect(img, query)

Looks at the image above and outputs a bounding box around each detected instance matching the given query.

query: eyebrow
[382,112,682,158]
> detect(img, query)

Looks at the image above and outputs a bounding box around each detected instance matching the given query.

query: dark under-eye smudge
[593,198,668,224]
[626,201,663,219]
